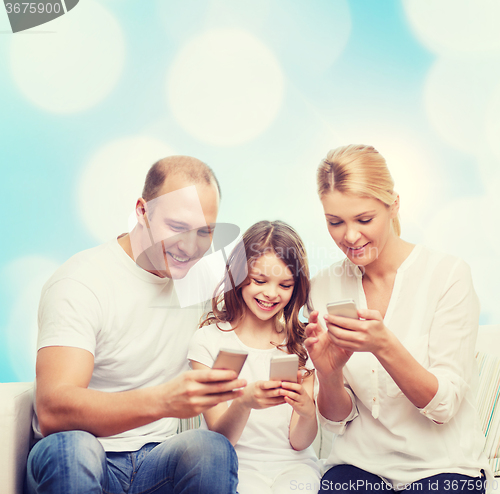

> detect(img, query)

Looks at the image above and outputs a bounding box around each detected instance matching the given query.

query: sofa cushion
[476,351,500,475]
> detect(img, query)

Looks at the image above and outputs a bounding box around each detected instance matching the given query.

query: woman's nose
[344,226,361,244]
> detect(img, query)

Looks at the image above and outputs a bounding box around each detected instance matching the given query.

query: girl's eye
[280,284,293,289]
[329,221,342,227]
[253,279,265,285]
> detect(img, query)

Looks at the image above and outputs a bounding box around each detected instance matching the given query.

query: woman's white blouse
[309,244,492,487]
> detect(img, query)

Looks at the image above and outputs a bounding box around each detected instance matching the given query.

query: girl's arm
[280,371,317,451]
[190,360,285,445]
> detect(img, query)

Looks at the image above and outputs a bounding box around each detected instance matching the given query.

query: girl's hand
[304,311,352,377]
[279,372,316,420]
[239,380,286,409]
[325,308,394,356]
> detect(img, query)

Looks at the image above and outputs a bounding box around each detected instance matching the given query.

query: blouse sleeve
[418,259,480,424]
[314,373,359,434]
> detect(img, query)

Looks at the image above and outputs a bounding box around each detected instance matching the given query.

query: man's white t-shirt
[34,238,206,452]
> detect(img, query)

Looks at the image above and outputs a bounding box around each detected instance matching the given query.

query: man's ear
[390,193,400,218]
[136,198,149,227]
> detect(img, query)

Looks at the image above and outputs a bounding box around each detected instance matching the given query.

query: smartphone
[212,348,248,376]
[326,299,359,319]
[269,354,299,383]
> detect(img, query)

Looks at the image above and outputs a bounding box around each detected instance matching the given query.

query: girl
[306,144,492,494]
[188,220,322,494]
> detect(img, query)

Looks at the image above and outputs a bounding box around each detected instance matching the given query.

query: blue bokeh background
[1,0,499,382]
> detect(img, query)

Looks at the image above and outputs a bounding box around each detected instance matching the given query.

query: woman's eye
[329,221,342,227]
[359,218,373,224]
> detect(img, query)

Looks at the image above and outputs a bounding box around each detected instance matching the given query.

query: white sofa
[2,325,499,494]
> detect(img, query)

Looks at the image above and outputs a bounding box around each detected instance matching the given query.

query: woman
[305,144,492,493]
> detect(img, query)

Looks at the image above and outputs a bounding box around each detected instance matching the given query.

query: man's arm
[36,346,246,437]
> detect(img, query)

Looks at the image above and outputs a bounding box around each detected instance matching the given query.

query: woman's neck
[362,235,415,284]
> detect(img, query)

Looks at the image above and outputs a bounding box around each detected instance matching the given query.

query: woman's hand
[325,308,394,357]
[304,311,353,377]
[239,380,285,410]
[279,372,316,420]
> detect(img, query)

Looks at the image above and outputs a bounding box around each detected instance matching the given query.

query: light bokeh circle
[423,57,500,153]
[78,136,175,243]
[9,0,125,113]
[4,256,60,381]
[167,29,284,146]
[403,0,500,55]
[486,85,500,163]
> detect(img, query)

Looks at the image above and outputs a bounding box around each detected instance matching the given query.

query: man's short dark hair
[142,156,221,202]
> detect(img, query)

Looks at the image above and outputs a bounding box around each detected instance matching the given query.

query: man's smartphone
[269,354,299,383]
[212,348,248,376]
[326,299,359,319]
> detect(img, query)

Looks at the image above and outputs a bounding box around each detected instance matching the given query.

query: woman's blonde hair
[317,144,401,236]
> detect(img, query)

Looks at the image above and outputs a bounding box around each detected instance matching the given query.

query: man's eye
[170,225,184,232]
[198,230,211,236]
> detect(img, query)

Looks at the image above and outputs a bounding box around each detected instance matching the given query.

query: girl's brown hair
[201,220,312,375]
[317,144,401,236]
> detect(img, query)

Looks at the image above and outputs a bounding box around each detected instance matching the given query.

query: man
[25,156,246,494]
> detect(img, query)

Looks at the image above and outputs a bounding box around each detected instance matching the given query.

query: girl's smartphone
[326,299,359,319]
[269,354,299,383]
[212,348,248,376]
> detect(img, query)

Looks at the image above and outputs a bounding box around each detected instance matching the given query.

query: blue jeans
[25,429,238,494]
[319,464,486,494]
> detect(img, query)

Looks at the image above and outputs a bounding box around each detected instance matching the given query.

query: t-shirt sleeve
[187,326,218,368]
[418,258,480,424]
[37,278,102,356]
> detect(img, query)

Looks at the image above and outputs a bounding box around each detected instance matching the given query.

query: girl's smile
[241,251,295,323]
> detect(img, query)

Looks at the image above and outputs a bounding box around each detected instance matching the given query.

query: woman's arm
[304,311,355,422]
[326,260,479,422]
[326,311,439,409]
[190,360,285,445]
[281,372,317,450]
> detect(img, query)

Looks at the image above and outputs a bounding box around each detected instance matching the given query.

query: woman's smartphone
[326,299,359,319]
[269,354,299,383]
[212,348,248,376]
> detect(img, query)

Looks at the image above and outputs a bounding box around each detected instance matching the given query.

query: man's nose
[178,231,199,257]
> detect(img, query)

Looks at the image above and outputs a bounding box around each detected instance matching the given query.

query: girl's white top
[309,244,492,488]
[188,322,320,476]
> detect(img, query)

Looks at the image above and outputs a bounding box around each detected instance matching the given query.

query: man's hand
[159,369,247,418]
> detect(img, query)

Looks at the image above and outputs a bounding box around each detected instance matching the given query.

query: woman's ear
[390,193,400,218]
